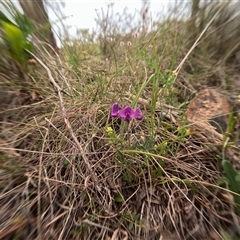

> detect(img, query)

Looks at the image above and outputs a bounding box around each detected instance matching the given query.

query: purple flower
[110,103,143,122]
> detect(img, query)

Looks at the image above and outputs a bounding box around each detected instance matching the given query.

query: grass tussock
[0,1,240,240]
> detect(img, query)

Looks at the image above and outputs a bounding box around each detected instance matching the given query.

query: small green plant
[222,159,240,214]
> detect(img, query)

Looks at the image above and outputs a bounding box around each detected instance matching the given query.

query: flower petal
[118,106,134,121]
[133,107,144,120]
[110,103,120,117]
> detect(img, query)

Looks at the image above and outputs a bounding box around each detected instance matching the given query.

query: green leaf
[114,193,124,203]
[235,174,240,183]
[2,21,24,59]
[222,160,239,193]
[222,160,240,213]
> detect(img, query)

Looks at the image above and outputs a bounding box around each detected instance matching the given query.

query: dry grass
[1,102,239,240]
[1,1,240,240]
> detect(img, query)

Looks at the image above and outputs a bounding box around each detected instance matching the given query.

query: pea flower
[110,103,143,122]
